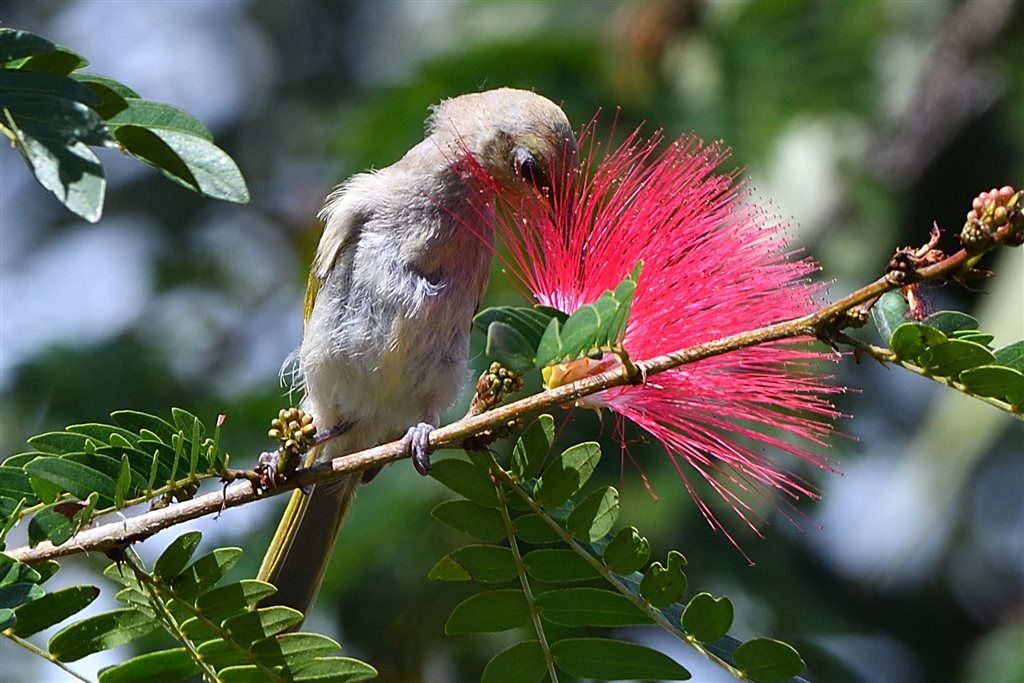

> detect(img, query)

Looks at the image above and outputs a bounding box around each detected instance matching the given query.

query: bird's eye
[513,146,542,186]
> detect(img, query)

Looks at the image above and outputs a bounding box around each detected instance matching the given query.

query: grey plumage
[259,88,577,618]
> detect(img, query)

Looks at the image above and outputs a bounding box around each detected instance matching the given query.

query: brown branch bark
[5,230,1013,564]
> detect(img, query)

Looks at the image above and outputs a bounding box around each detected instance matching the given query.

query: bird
[257,88,578,618]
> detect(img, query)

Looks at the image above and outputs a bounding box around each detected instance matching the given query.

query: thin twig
[5,233,1012,564]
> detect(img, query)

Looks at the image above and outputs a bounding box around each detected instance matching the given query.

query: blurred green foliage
[1,1,1021,682]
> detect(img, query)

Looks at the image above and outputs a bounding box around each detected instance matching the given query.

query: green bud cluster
[468,362,525,418]
[268,407,317,458]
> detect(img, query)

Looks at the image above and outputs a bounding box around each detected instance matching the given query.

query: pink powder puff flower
[460,128,844,552]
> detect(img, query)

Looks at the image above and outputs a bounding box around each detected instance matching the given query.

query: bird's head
[428,88,579,212]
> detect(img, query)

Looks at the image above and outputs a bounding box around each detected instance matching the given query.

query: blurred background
[1,1,1021,681]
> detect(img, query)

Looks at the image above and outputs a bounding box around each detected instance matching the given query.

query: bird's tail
[257,473,359,619]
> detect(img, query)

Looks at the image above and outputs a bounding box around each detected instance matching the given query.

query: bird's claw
[402,422,435,476]
[255,450,281,491]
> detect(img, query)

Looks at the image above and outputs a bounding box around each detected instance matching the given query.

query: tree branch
[7,223,1017,564]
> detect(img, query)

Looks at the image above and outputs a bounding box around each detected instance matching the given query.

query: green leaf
[196,633,341,670]
[194,580,278,623]
[551,637,690,680]
[153,531,203,582]
[640,550,687,607]
[994,341,1024,371]
[733,638,806,682]
[535,264,641,368]
[921,340,994,377]
[25,431,95,455]
[170,547,243,600]
[482,640,547,683]
[114,586,153,615]
[113,454,132,508]
[923,310,978,335]
[67,421,140,446]
[218,657,377,682]
[114,125,249,203]
[70,73,137,118]
[102,561,140,589]
[221,606,304,648]
[682,592,734,643]
[960,366,1024,403]
[511,414,555,481]
[535,442,601,507]
[65,451,137,487]
[537,588,650,626]
[28,468,62,503]
[288,656,378,681]
[0,29,57,63]
[427,555,471,581]
[192,637,244,669]
[524,549,599,583]
[170,407,205,441]
[0,69,99,106]
[98,648,198,683]
[11,585,99,637]
[473,307,565,372]
[445,590,530,633]
[950,330,995,347]
[429,457,498,507]
[431,500,506,541]
[429,545,516,583]
[250,632,343,666]
[18,47,88,75]
[110,411,178,443]
[603,526,650,574]
[0,86,108,145]
[24,456,117,503]
[0,497,25,545]
[6,123,106,222]
[474,306,565,343]
[34,561,60,585]
[871,290,911,343]
[512,513,561,544]
[484,321,542,372]
[0,465,37,502]
[889,323,947,360]
[49,608,159,662]
[94,445,171,486]
[105,98,213,140]
[0,582,44,610]
[566,486,619,541]
[0,555,40,585]
[27,505,75,547]
[0,609,14,631]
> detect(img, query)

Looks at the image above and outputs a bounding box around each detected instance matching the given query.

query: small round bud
[960,217,992,253]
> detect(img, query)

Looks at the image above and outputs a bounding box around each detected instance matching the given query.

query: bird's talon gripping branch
[403,422,436,476]
[311,419,354,447]
[254,449,283,492]
[253,407,319,491]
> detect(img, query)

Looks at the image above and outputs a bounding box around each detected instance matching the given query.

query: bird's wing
[304,183,367,327]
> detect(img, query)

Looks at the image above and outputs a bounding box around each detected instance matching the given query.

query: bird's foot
[255,449,283,491]
[402,422,435,475]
